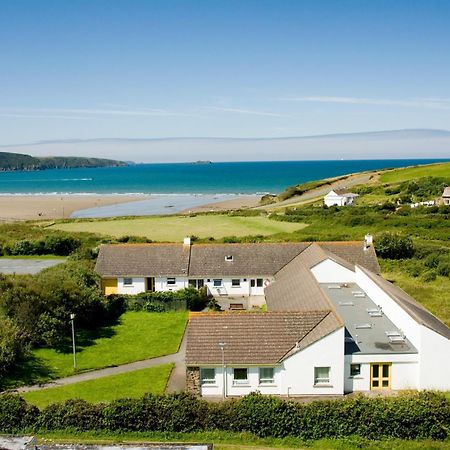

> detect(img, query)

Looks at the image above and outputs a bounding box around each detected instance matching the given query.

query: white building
[185,242,450,396]
[324,189,359,206]
[442,186,450,205]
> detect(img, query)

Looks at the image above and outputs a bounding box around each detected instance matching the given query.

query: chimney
[183,236,191,246]
[364,234,373,250]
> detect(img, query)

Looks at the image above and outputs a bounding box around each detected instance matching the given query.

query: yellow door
[102,278,118,295]
[370,363,391,390]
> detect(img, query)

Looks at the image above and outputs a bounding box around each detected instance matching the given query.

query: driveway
[0,258,64,275]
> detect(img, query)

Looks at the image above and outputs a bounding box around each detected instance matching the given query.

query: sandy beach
[0,195,150,221]
[0,194,261,221]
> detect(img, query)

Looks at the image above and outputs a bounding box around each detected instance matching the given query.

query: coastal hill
[0,151,127,171]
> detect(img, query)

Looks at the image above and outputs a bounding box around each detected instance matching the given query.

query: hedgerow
[0,391,449,440]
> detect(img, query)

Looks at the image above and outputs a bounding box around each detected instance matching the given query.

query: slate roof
[328,189,359,197]
[442,186,450,198]
[95,243,190,277]
[186,311,342,365]
[358,266,450,340]
[95,241,380,277]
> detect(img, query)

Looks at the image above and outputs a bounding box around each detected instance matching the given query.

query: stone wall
[186,366,200,395]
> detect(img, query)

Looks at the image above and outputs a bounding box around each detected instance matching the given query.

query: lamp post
[218,342,226,399]
[70,313,77,369]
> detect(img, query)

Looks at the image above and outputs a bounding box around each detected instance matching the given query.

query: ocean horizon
[0,159,448,195]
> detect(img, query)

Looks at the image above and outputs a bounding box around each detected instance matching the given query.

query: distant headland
[0,151,128,172]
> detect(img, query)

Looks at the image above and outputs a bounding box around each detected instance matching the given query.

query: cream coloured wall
[311,259,356,284]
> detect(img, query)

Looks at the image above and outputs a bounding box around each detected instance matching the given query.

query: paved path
[261,172,376,211]
[16,331,187,394]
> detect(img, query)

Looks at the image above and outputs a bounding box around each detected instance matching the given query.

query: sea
[0,159,448,217]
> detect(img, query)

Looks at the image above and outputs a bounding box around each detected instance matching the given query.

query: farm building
[324,189,359,206]
[442,186,450,205]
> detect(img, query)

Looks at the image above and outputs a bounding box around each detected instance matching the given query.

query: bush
[0,394,38,433]
[375,233,415,259]
[0,391,449,440]
[422,270,437,282]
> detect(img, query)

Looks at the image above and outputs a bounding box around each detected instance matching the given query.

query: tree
[375,233,415,259]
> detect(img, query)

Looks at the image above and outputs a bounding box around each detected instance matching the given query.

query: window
[167,278,176,285]
[231,279,241,287]
[188,279,204,289]
[314,367,330,385]
[213,279,222,287]
[200,368,216,385]
[259,367,274,384]
[123,278,133,286]
[250,279,256,287]
[233,368,248,385]
[256,278,264,287]
[350,364,361,377]
[225,255,233,261]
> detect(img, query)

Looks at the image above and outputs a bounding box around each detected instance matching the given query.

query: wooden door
[370,363,391,390]
[102,278,118,295]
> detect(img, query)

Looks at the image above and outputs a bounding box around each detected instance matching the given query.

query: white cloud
[204,106,292,118]
[279,96,450,109]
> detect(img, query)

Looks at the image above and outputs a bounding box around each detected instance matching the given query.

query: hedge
[0,391,449,440]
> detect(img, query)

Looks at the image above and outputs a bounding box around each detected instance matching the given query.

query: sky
[1,0,450,151]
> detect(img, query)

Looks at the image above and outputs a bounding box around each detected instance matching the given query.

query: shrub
[43,235,81,255]
[437,262,450,277]
[0,394,38,433]
[375,233,415,259]
[0,392,449,440]
[422,270,437,282]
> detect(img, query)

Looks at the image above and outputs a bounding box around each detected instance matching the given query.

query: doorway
[370,363,391,390]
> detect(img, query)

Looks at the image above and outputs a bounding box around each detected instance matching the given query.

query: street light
[218,342,226,398]
[70,313,77,369]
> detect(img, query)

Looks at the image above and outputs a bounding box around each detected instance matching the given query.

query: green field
[379,162,450,183]
[8,311,187,387]
[50,215,307,240]
[37,432,450,450]
[22,364,173,408]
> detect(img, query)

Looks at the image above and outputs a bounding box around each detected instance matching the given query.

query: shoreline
[0,193,261,221]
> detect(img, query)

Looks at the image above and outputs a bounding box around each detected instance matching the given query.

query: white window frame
[231,279,241,287]
[233,368,249,385]
[167,277,176,285]
[259,367,275,385]
[314,366,331,385]
[123,277,133,286]
[213,279,223,287]
[200,368,216,385]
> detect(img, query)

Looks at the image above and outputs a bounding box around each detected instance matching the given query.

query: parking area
[0,258,64,275]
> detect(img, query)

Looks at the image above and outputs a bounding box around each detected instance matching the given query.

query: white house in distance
[324,188,359,206]
[442,186,450,205]
[95,238,450,397]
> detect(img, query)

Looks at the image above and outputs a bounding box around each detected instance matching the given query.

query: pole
[70,313,77,369]
[219,342,226,399]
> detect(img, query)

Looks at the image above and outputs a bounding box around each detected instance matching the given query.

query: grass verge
[36,431,450,450]
[22,364,173,408]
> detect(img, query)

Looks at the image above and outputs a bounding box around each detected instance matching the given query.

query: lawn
[22,364,173,409]
[8,311,187,387]
[379,162,450,183]
[50,215,307,240]
[37,432,450,450]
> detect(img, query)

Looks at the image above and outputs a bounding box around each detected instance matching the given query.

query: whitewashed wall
[117,277,146,295]
[419,326,450,390]
[344,354,419,392]
[280,327,345,395]
[156,276,188,292]
[311,259,356,283]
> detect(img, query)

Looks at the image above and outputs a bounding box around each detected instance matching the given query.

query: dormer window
[225,255,233,262]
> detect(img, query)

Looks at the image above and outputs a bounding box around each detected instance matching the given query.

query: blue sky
[1,0,450,146]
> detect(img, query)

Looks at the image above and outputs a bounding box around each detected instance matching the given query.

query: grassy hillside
[0,151,127,171]
[380,162,450,183]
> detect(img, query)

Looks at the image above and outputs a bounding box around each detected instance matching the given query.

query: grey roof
[321,282,417,354]
[443,186,450,197]
[186,311,342,365]
[329,189,358,197]
[188,242,308,277]
[265,244,338,312]
[95,241,380,278]
[358,266,450,340]
[95,244,190,277]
